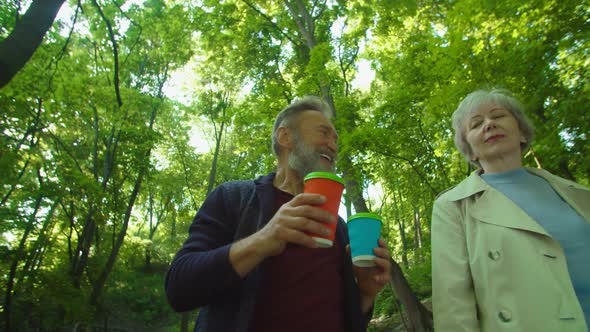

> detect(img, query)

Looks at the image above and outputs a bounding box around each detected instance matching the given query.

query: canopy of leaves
[1,0,587,330]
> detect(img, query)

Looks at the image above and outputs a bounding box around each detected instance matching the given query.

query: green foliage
[9,264,95,330]
[404,247,432,298]
[1,0,588,329]
[104,267,177,328]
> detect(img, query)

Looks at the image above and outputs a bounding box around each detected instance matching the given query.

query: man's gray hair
[272,96,333,156]
[452,88,535,168]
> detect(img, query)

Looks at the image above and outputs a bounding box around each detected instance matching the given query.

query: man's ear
[277,126,293,150]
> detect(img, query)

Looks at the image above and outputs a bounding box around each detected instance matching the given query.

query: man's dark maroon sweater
[249,188,345,331]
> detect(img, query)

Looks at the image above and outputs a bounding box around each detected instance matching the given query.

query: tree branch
[380,151,438,196]
[272,49,294,102]
[336,26,359,97]
[48,0,81,70]
[241,0,299,46]
[112,0,143,67]
[0,0,66,88]
[91,0,123,107]
[311,0,327,20]
[417,112,450,187]
[283,0,316,48]
[294,0,315,36]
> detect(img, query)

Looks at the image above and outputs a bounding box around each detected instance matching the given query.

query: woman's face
[464,102,525,165]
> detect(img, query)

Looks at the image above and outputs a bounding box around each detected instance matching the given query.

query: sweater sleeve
[165,185,244,312]
[431,196,481,332]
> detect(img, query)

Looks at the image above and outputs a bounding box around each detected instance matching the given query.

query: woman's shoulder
[526,167,590,191]
[435,172,486,203]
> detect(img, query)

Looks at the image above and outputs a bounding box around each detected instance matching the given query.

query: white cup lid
[353,255,376,267]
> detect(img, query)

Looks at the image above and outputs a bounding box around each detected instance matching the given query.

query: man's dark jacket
[165,172,369,332]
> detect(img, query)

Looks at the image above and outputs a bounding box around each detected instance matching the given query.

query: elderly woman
[431,88,590,331]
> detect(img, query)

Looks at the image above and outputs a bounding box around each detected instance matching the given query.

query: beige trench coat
[431,167,589,331]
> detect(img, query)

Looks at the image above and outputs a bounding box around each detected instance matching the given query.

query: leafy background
[1,0,588,331]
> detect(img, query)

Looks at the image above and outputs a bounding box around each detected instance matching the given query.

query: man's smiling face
[287,110,338,177]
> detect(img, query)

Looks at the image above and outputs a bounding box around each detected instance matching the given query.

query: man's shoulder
[216,172,274,194]
[213,180,257,204]
[213,172,275,204]
[219,179,256,190]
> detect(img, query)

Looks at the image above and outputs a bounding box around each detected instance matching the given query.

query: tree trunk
[281,2,433,330]
[1,100,42,207]
[207,118,225,194]
[389,259,434,331]
[71,105,122,288]
[4,189,43,332]
[145,195,170,270]
[18,199,60,290]
[341,157,369,213]
[177,95,229,332]
[71,205,97,288]
[90,151,147,305]
[89,90,160,304]
[0,0,66,88]
[413,206,422,250]
[146,191,155,269]
[392,187,409,269]
[397,218,409,269]
[344,190,352,219]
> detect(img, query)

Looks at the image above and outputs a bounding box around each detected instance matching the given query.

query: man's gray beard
[288,138,335,178]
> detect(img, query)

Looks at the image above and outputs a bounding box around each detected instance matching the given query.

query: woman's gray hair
[452,88,535,168]
[272,96,333,156]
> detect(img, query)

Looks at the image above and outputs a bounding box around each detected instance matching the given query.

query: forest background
[1,0,588,331]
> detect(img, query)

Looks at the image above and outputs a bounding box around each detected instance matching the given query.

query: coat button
[488,250,501,260]
[498,310,512,322]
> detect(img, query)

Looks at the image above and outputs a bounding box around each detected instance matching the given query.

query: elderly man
[165,96,392,332]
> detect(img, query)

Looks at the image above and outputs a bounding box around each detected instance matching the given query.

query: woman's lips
[485,134,504,143]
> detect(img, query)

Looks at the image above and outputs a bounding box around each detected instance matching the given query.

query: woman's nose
[483,118,496,131]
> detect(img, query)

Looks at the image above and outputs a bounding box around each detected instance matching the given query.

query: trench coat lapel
[527,168,590,223]
[445,169,550,236]
[470,189,550,236]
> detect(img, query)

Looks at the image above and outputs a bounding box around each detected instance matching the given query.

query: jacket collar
[445,167,590,202]
[253,172,277,229]
[254,172,276,189]
[444,167,590,236]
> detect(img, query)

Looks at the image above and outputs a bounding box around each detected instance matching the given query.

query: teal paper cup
[347,213,382,267]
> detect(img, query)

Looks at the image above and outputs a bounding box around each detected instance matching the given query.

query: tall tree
[0,0,65,88]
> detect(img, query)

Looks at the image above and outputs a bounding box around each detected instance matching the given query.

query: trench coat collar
[445,167,589,201]
[444,167,590,236]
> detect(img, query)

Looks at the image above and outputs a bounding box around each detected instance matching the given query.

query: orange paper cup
[303,172,345,247]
